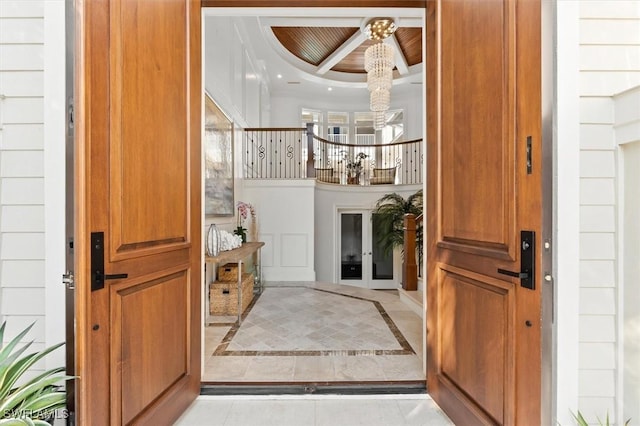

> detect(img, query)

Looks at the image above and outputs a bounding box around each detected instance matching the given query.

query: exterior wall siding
[578,1,640,423]
[0,0,47,363]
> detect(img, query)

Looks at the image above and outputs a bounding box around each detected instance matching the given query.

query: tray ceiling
[271,26,423,74]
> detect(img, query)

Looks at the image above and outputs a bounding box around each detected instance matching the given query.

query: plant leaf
[0,375,68,414]
[20,391,66,413]
[0,420,29,426]
[0,342,65,400]
[572,410,589,426]
[0,323,35,364]
[0,341,37,401]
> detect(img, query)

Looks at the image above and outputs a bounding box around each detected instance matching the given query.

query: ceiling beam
[316,30,367,75]
[387,35,409,75]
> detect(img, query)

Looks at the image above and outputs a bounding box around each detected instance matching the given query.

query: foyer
[203,282,424,384]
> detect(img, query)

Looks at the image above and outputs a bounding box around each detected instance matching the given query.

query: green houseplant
[372,190,423,264]
[0,321,71,425]
[573,411,630,426]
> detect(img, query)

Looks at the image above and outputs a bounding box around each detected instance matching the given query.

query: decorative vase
[234,226,247,243]
[205,224,220,256]
[347,175,360,185]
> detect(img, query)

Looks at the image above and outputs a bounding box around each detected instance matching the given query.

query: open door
[426,0,542,424]
[74,0,202,424]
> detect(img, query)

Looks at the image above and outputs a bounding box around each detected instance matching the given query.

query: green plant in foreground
[573,411,631,426]
[0,321,72,425]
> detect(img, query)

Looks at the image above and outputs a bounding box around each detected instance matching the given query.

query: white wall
[242,179,316,282]
[315,183,420,285]
[616,86,640,425]
[575,2,640,423]
[203,16,272,240]
[0,0,66,373]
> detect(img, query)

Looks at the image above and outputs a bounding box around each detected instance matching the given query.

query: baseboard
[398,288,424,318]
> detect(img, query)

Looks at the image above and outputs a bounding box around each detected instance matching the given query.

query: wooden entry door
[426,0,542,424]
[74,0,202,424]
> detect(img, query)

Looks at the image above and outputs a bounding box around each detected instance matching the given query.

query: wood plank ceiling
[271,26,422,74]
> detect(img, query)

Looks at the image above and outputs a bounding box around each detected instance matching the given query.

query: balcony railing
[243,125,423,185]
[244,128,307,179]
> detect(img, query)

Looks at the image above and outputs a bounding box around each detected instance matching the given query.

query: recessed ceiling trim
[317,31,367,75]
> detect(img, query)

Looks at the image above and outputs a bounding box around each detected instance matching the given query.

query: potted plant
[372,190,423,264]
[234,201,255,243]
[340,151,369,184]
[0,321,72,425]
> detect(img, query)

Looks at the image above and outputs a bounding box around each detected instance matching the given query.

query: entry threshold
[201,382,426,396]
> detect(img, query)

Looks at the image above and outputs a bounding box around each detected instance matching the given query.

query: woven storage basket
[209,273,254,316]
[217,262,246,282]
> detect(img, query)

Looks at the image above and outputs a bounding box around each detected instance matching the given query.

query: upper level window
[327,112,349,144]
[301,108,323,137]
[381,110,404,143]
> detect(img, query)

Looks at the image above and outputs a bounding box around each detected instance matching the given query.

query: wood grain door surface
[74,0,202,424]
[426,0,542,424]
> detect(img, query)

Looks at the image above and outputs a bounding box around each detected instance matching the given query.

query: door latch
[62,271,75,290]
[497,230,535,290]
[91,232,128,291]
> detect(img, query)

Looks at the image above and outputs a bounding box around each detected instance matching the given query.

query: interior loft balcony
[243,126,423,186]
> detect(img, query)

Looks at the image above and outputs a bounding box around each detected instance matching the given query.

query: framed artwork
[204,92,234,216]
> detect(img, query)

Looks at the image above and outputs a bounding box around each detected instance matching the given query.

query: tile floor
[174,394,454,426]
[203,282,424,383]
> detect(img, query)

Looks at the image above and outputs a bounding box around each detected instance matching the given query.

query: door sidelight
[91,232,128,291]
[497,230,535,290]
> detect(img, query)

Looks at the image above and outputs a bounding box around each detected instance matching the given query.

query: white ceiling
[203,7,425,101]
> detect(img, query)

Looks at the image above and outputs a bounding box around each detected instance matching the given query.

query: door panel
[115,271,189,425]
[75,0,201,424]
[440,0,516,260]
[113,0,189,251]
[427,0,542,424]
[439,266,514,425]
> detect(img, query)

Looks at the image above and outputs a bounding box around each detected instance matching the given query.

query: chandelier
[363,18,397,41]
[363,18,396,130]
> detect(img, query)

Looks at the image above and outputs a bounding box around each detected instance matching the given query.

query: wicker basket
[217,262,246,282]
[209,273,254,316]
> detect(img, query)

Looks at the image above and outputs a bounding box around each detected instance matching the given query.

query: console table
[205,242,264,323]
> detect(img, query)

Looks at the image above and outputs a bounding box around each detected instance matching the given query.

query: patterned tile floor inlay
[214,287,413,356]
[203,282,425,383]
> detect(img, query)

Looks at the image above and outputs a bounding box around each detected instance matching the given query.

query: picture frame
[204,92,234,216]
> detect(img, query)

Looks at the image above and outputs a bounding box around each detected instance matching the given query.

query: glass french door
[338,210,396,289]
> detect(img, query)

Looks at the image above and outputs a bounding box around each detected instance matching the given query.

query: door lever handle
[497,230,536,290]
[91,232,129,291]
[497,268,529,279]
[97,272,129,281]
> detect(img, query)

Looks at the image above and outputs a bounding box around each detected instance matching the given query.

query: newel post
[306,122,315,178]
[403,213,418,291]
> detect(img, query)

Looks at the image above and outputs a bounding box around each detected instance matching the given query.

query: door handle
[497,230,535,290]
[497,269,529,279]
[91,232,128,291]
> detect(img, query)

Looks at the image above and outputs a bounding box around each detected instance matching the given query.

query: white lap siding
[578,1,640,423]
[0,1,47,378]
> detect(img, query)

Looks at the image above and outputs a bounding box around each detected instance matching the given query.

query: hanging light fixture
[369,87,390,112]
[374,111,386,131]
[363,18,397,41]
[363,18,396,129]
[364,43,394,91]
